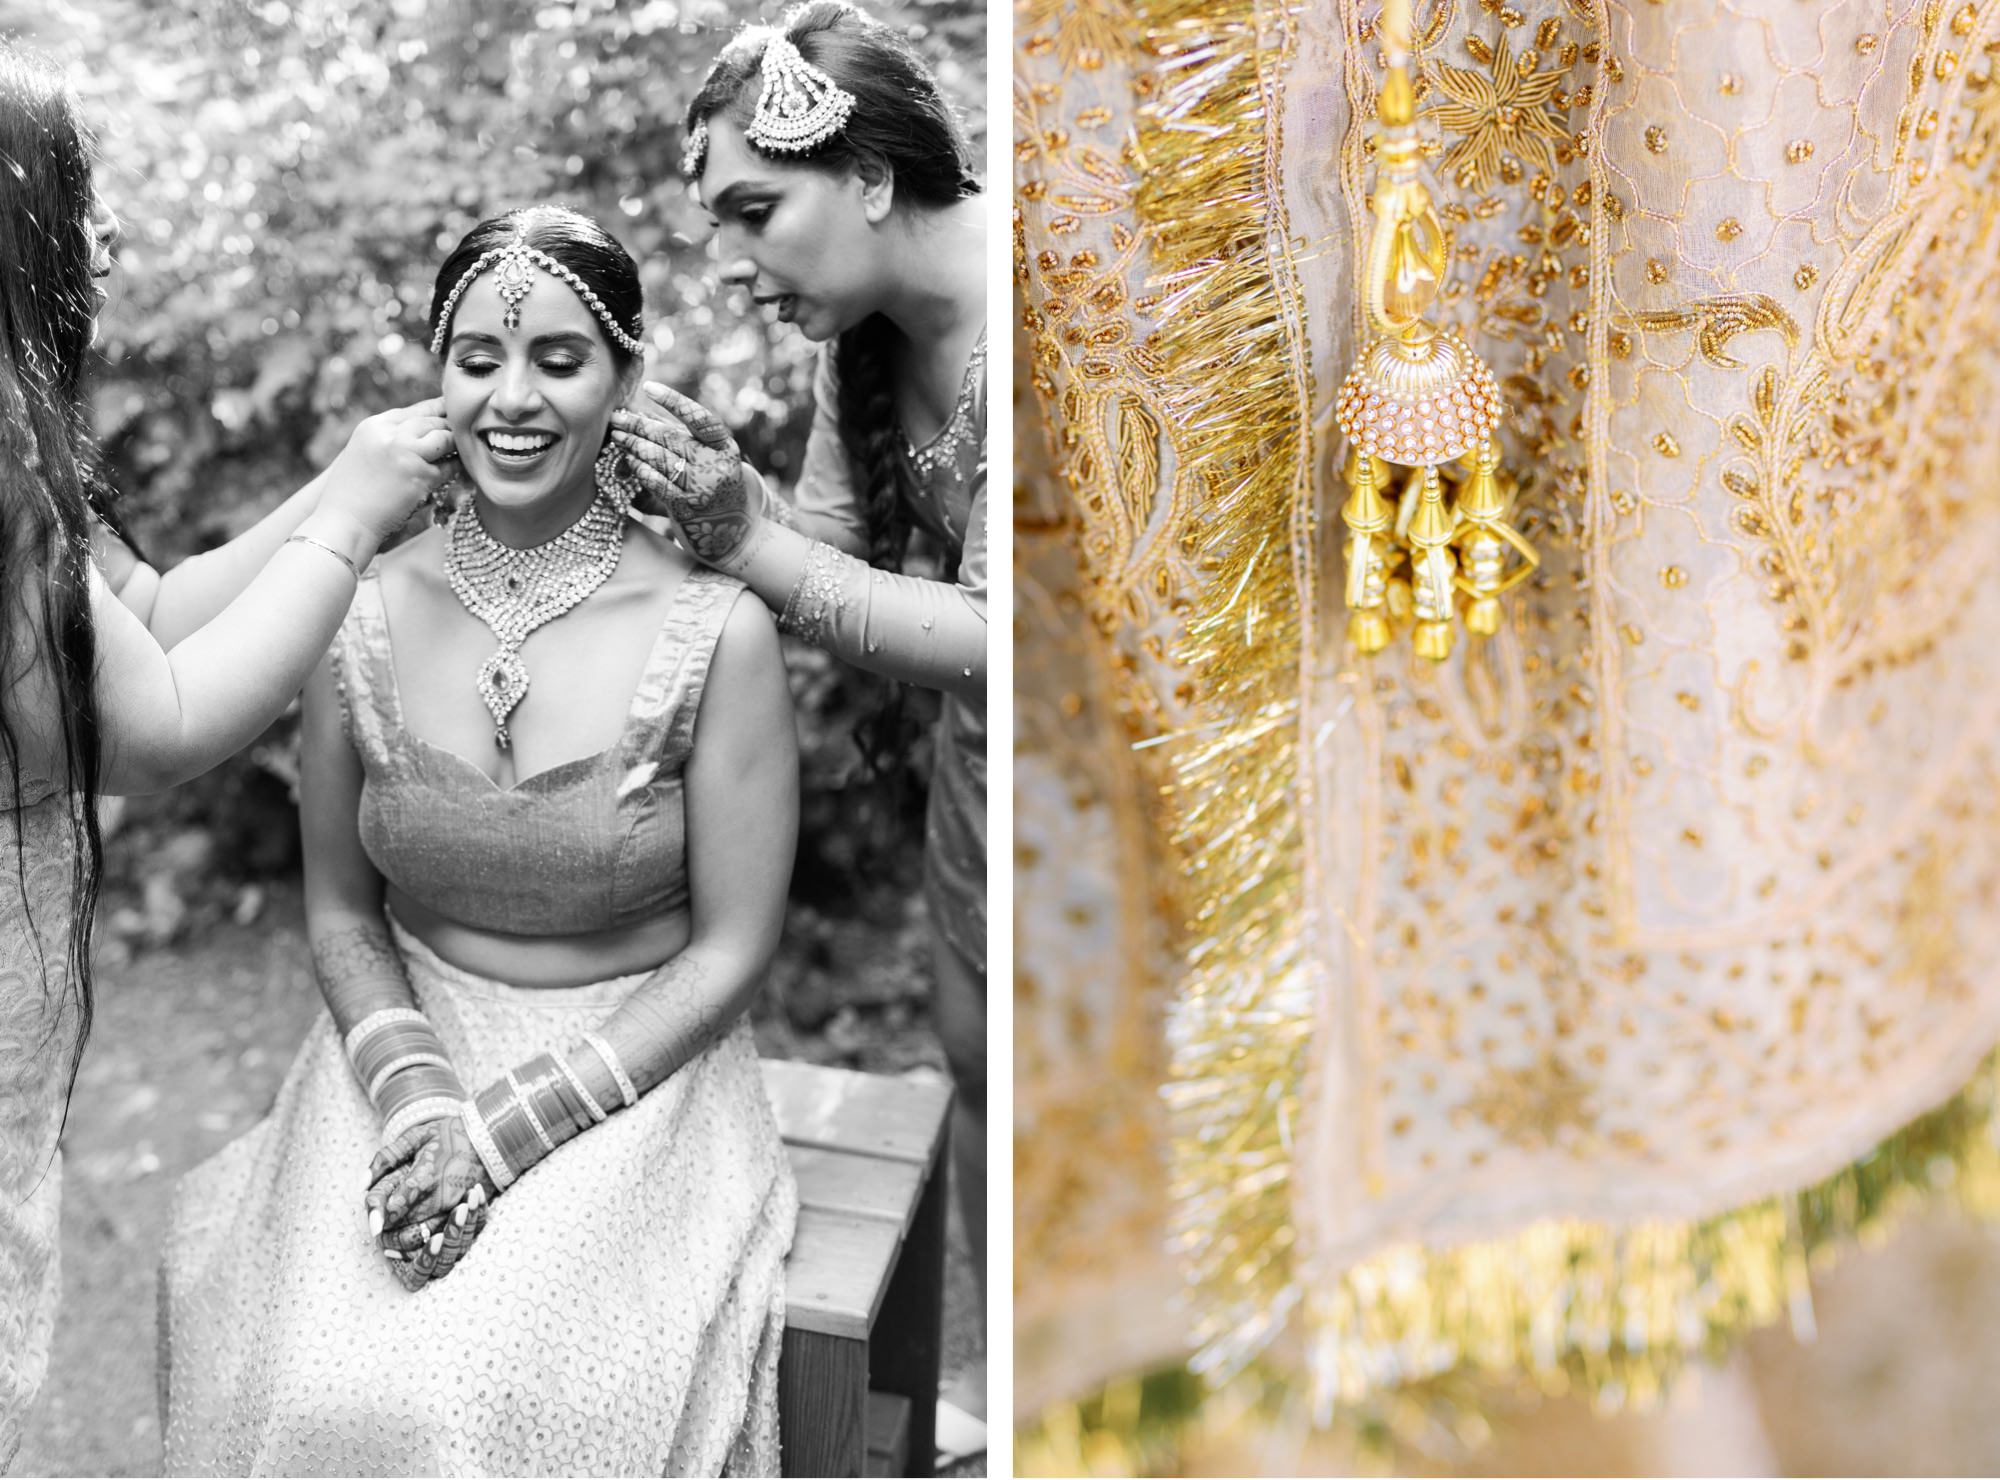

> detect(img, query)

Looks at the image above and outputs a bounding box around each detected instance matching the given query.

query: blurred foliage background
[3,0,984,977]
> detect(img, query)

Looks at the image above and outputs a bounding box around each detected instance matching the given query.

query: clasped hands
[610,383,773,569]
[365,1112,497,1292]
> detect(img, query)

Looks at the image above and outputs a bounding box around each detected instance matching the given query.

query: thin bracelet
[553,1048,608,1124]
[285,531,361,580]
[581,1031,639,1109]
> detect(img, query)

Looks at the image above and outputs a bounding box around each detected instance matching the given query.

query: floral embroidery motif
[1428,36,1570,188]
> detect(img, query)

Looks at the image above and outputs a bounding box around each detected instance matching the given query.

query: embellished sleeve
[775,483,985,702]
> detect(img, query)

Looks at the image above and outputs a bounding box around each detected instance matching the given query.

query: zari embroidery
[1019,0,2000,1430]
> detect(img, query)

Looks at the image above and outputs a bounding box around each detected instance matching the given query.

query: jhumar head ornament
[429,236,645,356]
[1332,0,1537,662]
[681,30,858,178]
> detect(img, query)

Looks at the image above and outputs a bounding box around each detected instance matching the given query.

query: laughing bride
[159,205,800,1476]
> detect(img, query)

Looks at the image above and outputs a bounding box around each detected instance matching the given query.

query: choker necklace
[444,447,633,750]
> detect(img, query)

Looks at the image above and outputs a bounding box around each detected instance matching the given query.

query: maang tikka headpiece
[429,236,646,355]
[681,31,856,178]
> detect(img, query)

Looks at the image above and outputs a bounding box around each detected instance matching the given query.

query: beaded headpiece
[429,237,645,355]
[681,32,856,178]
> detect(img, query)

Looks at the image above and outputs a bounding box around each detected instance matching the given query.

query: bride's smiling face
[701,116,890,343]
[440,273,634,518]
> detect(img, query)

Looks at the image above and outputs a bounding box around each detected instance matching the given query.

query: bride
[160,205,800,1475]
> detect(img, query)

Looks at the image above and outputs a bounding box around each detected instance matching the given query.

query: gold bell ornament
[1332,0,1537,661]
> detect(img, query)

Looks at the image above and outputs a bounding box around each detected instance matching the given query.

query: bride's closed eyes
[448,332,599,378]
[453,354,587,378]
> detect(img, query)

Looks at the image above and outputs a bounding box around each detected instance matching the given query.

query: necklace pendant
[476,649,532,744]
[494,724,511,752]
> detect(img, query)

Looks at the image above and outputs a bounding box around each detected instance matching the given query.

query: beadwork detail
[443,451,630,750]
[681,118,711,178]
[747,35,856,155]
[905,327,990,484]
[430,237,645,354]
[776,539,853,648]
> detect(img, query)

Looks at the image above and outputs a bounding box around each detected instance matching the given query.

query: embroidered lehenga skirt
[160,922,796,1476]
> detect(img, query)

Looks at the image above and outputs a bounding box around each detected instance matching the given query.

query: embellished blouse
[778,332,988,695]
[329,565,745,938]
[775,334,988,989]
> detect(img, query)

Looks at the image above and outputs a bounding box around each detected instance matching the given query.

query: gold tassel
[1332,0,1535,659]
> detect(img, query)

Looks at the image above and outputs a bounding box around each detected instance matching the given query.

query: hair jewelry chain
[682,31,856,176]
[430,238,645,355]
[1332,0,1537,662]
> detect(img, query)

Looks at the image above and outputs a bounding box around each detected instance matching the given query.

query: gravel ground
[15,880,985,1476]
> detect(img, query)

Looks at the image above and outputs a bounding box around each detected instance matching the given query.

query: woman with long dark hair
[616,0,987,1431]
[0,40,454,1458]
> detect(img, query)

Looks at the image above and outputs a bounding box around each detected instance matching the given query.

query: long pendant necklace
[444,454,629,751]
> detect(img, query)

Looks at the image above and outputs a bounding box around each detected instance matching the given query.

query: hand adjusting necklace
[444,447,632,751]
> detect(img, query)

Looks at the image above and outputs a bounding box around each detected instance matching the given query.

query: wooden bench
[762,1058,954,1478]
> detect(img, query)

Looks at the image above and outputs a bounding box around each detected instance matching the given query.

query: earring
[595,443,638,515]
[1333,0,1537,662]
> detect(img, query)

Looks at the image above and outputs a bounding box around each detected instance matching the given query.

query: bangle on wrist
[366,1052,452,1103]
[553,1049,608,1125]
[382,1095,461,1146]
[344,1008,427,1060]
[284,531,361,581]
[581,1031,639,1109]
[376,1063,465,1123]
[460,1101,515,1191]
[506,1069,559,1156]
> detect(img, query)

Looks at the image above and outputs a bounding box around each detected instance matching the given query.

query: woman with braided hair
[616,1,987,1437]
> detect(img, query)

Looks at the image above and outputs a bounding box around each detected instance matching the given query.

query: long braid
[835,315,915,570]
[833,315,922,796]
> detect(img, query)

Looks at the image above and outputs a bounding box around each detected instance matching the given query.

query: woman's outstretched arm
[95,472,332,647]
[612,386,985,702]
[7,401,454,796]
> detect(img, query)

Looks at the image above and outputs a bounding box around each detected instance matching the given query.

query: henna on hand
[609,386,760,570]
[367,1114,494,1237]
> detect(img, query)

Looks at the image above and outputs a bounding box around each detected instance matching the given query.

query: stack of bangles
[460,1032,638,1191]
[345,1007,467,1141]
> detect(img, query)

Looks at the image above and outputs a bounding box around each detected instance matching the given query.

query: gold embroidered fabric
[1016,0,2000,1416]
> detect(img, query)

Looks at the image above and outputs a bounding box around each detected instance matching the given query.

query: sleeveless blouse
[328,565,745,938]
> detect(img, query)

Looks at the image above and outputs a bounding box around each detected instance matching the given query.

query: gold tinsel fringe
[1307,1047,2000,1414]
[1132,0,1317,1384]
[1026,1052,2000,1463]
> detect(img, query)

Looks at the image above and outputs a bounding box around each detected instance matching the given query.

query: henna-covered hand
[367,1112,496,1240]
[379,1186,489,1292]
[609,382,771,570]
